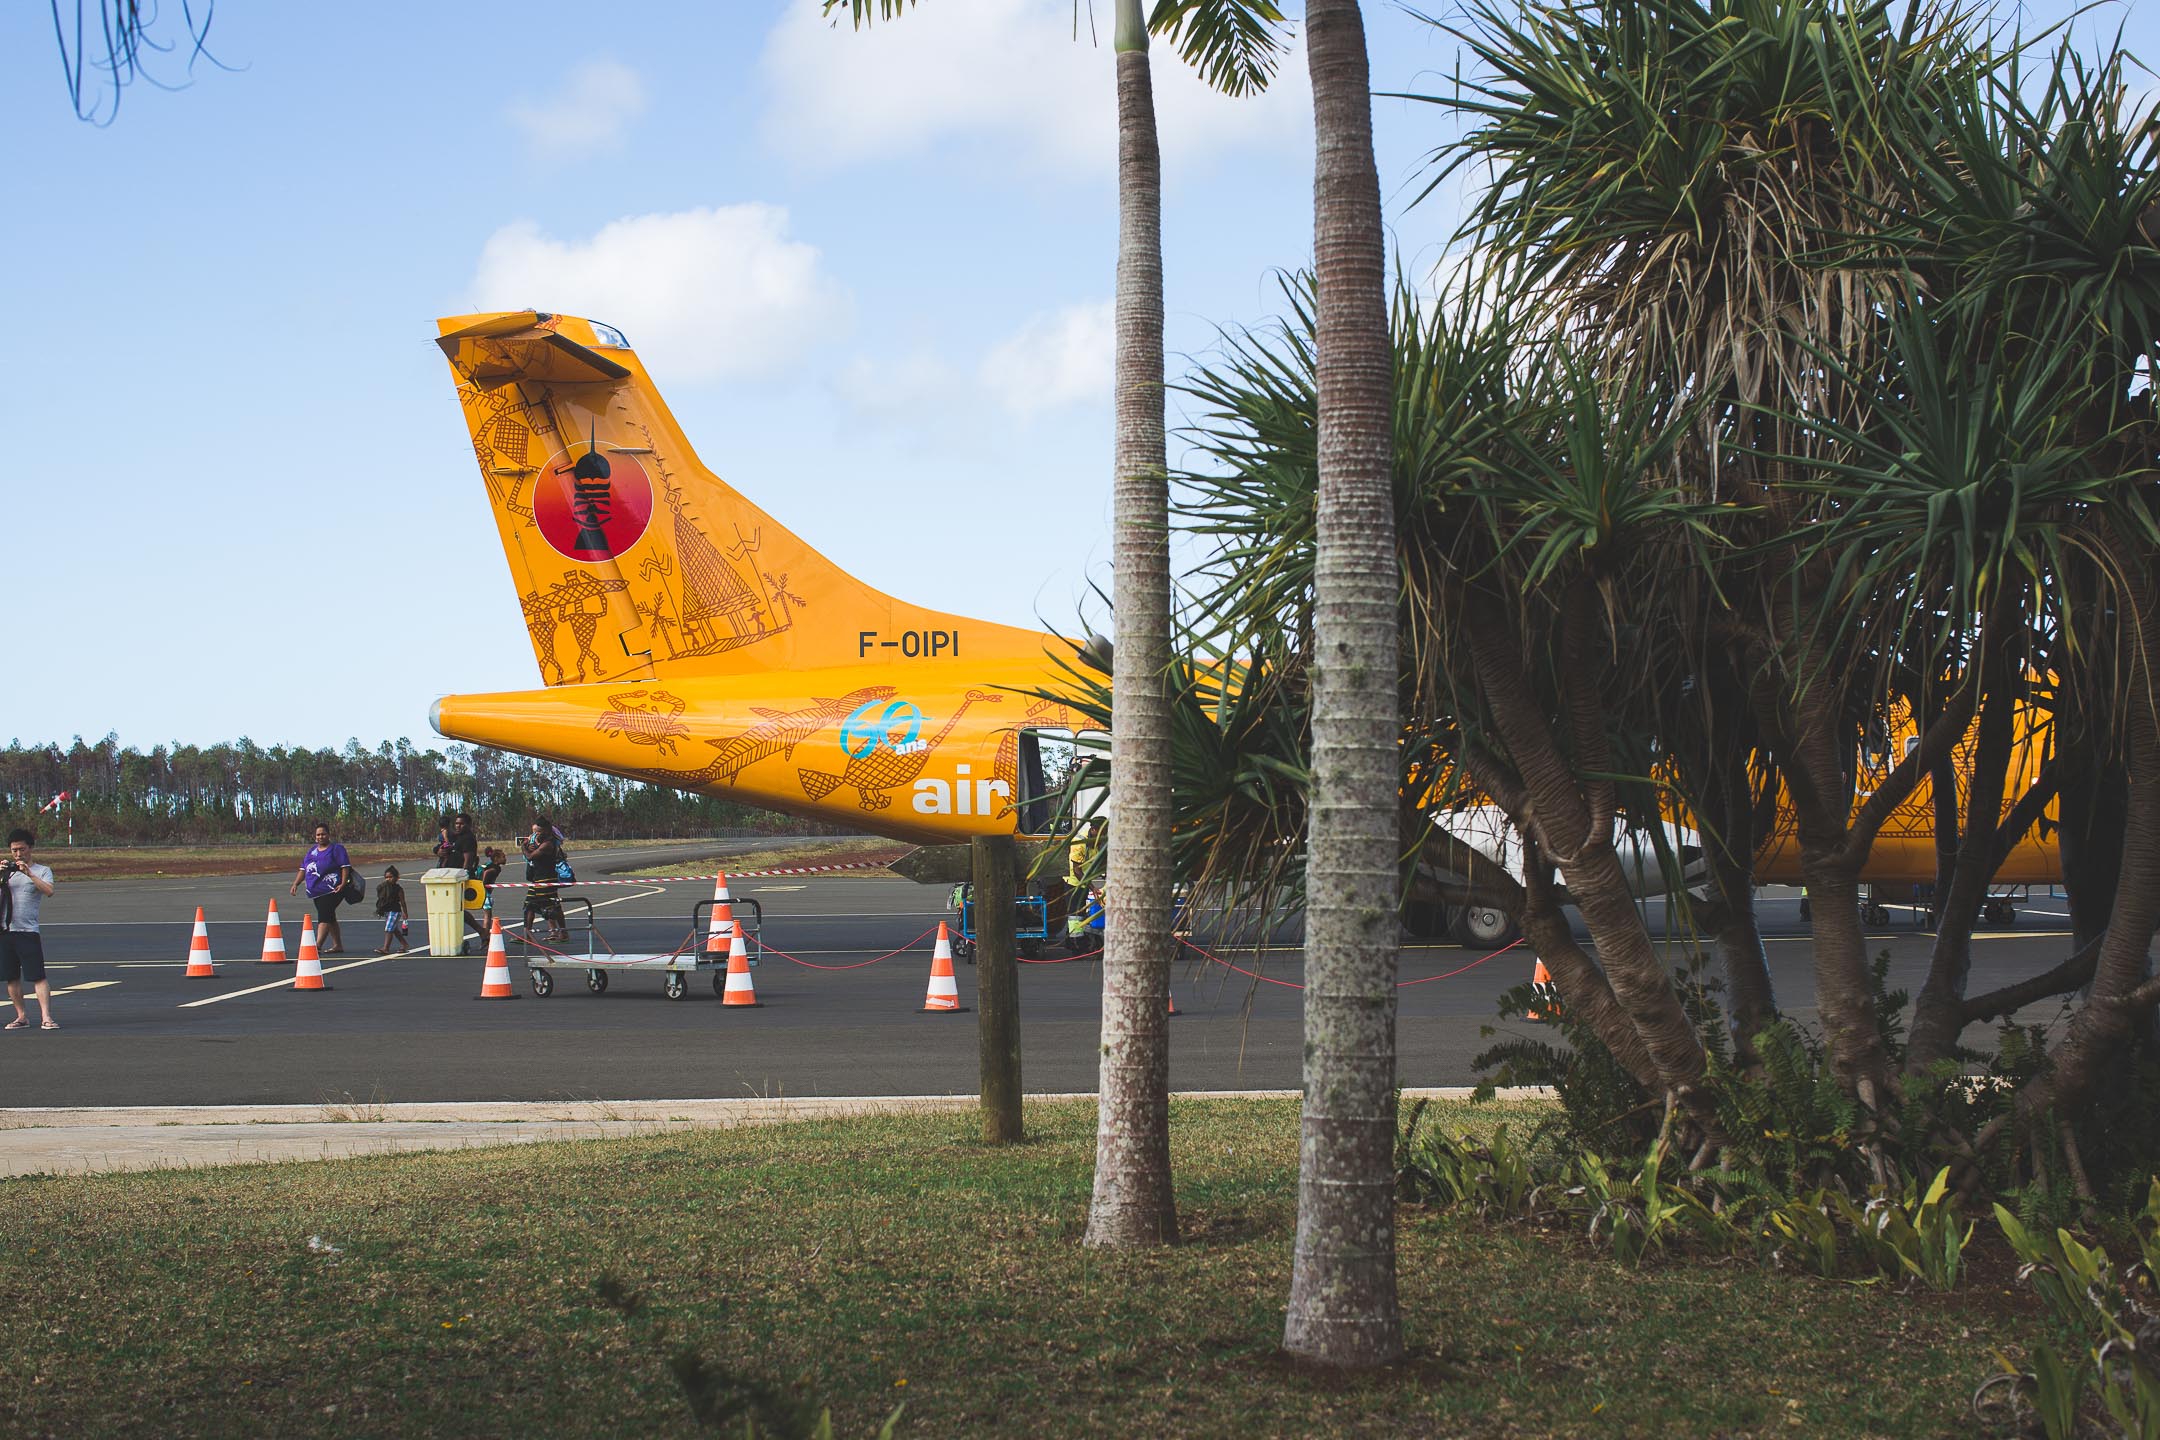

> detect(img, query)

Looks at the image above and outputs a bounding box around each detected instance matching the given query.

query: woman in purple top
[288,821,353,955]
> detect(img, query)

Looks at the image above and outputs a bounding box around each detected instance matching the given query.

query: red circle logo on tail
[535,446,654,562]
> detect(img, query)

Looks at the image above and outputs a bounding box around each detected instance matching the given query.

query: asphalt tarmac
[0,841,2092,1106]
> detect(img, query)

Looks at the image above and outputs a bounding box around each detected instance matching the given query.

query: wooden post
[973,834,1023,1144]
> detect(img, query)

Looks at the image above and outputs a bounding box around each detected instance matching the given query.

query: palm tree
[1281,0,1405,1368]
[821,0,1289,1249]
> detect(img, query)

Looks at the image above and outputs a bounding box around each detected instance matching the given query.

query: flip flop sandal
[3,1016,28,1030]
[39,1019,58,1030]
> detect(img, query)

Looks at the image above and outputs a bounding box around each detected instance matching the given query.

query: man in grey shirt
[4,827,58,1030]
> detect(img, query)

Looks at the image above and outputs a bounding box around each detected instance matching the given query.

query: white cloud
[468,205,851,384]
[979,301,1113,416]
[507,59,648,156]
[760,0,1308,175]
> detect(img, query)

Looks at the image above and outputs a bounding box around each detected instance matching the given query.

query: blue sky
[7,1,2150,751]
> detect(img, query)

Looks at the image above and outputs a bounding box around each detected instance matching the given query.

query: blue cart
[955,892,1051,962]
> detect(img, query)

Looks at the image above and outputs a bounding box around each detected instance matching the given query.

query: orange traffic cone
[921,922,964,1013]
[184,906,217,978]
[721,930,760,1007]
[1166,989,1179,1017]
[1527,957,1560,1022]
[476,919,517,1000]
[706,871,736,955]
[260,899,288,963]
[293,915,330,991]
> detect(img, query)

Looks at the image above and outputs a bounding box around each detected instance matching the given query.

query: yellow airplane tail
[436,310,1045,688]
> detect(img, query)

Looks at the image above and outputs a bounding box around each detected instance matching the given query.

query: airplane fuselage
[433,660,1084,848]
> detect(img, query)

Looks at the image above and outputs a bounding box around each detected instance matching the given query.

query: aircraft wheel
[1983,900,2016,927]
[1863,903,1892,928]
[529,968,553,998]
[586,969,609,995]
[665,974,687,1001]
[1450,904,1521,950]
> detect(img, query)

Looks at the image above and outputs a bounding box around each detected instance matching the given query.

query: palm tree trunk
[1084,0,1178,1250]
[1283,0,1405,1369]
[1905,683,2014,1072]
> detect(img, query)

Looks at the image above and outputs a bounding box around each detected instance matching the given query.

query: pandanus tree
[1420,0,2002,1115]
[1179,278,1731,1126]
[1858,44,2160,1079]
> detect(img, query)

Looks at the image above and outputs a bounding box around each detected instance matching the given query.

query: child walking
[374,866,412,955]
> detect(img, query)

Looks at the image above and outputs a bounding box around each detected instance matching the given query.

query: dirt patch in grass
[39,845,444,882]
[0,1097,2042,1438]
[616,838,910,878]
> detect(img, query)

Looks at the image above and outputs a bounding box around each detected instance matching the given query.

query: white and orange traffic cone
[705,871,736,954]
[260,899,288,964]
[476,919,517,1000]
[293,915,330,991]
[721,930,760,1007]
[1527,957,1560,1023]
[921,922,964,1013]
[184,906,217,978]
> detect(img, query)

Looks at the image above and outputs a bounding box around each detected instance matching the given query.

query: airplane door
[1017,730,1053,836]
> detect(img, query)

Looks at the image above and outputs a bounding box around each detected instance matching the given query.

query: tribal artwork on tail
[798,690,1001,812]
[595,689,691,756]
[652,687,898,787]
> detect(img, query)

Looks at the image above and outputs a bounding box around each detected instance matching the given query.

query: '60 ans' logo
[840,699,926,758]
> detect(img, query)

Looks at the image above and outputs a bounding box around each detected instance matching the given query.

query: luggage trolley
[955,891,1051,961]
[517,895,763,1000]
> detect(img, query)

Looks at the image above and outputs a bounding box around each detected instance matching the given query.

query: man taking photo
[3,827,58,1030]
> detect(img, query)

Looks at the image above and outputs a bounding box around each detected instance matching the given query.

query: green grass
[0,1099,2038,1437]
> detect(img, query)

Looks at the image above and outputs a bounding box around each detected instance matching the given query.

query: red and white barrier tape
[485,859,897,887]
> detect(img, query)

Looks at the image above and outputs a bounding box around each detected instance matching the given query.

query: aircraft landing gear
[1982,899,2017,927]
[1449,904,1521,950]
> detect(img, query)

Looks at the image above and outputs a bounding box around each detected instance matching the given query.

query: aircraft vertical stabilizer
[437,310,1046,688]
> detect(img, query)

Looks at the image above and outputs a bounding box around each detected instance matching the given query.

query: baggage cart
[516,896,763,1000]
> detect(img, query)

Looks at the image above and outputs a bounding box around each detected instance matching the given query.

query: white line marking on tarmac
[50,980,119,995]
[43,908,960,926]
[178,955,398,1008]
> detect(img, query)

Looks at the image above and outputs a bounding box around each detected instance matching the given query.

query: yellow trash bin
[422,867,471,957]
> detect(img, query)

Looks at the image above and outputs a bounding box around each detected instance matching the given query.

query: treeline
[0,735,823,845]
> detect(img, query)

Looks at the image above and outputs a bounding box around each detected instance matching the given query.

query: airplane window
[589,322,631,348]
